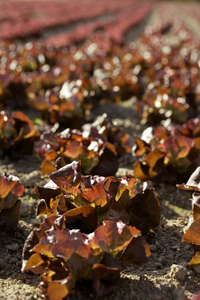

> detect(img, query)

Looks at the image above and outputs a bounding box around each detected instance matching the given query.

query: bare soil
[0,3,200,300]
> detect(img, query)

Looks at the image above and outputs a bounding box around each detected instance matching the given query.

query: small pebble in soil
[171,244,180,250]
[170,264,187,281]
[158,256,166,265]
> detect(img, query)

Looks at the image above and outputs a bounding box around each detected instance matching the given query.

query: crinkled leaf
[129,188,160,233]
[176,135,194,160]
[0,173,24,231]
[47,229,94,261]
[178,167,200,192]
[22,216,63,272]
[101,200,130,224]
[0,174,19,199]
[133,137,151,156]
[103,175,138,204]
[90,220,141,255]
[0,111,36,157]
[49,161,81,195]
[63,205,97,233]
[41,267,75,300]
[91,142,118,176]
[93,252,122,299]
[117,235,151,266]
[81,182,108,207]
[193,203,200,221]
[134,160,150,181]
[34,182,61,202]
[145,151,165,179]
[22,253,46,274]
[189,251,200,268]
[12,111,36,139]
[0,174,25,211]
[43,282,69,300]
[41,161,56,176]
[182,218,200,245]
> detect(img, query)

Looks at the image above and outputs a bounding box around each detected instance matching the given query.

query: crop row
[0,0,152,44]
[0,1,200,299]
[44,3,152,47]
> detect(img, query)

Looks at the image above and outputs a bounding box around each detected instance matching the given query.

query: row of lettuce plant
[0,2,200,298]
[0,160,160,299]
[0,0,151,43]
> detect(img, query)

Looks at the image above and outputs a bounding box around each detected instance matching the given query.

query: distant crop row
[0,0,152,45]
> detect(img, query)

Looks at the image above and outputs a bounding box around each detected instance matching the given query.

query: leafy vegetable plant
[38,114,131,176]
[0,173,25,231]
[22,160,160,299]
[132,119,200,182]
[178,167,200,272]
[0,110,36,158]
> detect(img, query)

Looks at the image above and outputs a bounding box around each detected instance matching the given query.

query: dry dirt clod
[170,264,187,281]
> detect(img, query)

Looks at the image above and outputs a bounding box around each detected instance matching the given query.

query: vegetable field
[0,0,200,299]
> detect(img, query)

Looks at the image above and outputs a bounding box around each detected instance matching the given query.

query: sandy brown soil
[0,3,200,300]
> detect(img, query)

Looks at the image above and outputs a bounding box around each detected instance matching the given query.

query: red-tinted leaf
[103,175,138,203]
[134,160,150,181]
[91,143,118,176]
[133,137,151,156]
[118,235,151,266]
[145,151,165,179]
[0,173,24,230]
[63,205,98,233]
[193,204,200,221]
[129,188,160,232]
[49,161,81,195]
[189,252,200,268]
[0,174,18,199]
[41,267,75,300]
[81,182,108,207]
[178,167,200,192]
[190,292,200,300]
[90,220,141,255]
[182,218,200,245]
[50,230,94,261]
[93,253,122,299]
[41,161,56,176]
[22,253,46,274]
[102,200,130,224]
[44,282,69,300]
[12,111,35,139]
[176,135,194,160]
